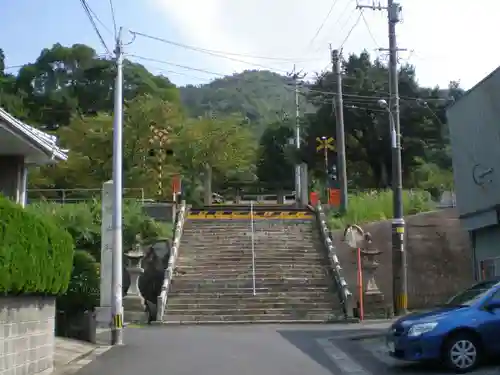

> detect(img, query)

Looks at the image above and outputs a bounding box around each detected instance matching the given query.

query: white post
[111,27,124,344]
[96,180,114,330]
[250,200,256,296]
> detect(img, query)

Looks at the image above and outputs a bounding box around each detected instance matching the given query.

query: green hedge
[27,200,172,261]
[0,196,74,295]
[57,250,100,313]
[328,190,435,229]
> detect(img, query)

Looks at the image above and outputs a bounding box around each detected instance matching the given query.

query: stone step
[177,252,325,265]
[183,232,315,237]
[175,269,329,277]
[166,300,335,310]
[180,247,320,253]
[182,240,317,246]
[176,257,326,265]
[162,312,344,323]
[174,265,330,273]
[179,250,320,256]
[170,280,332,291]
[181,247,318,252]
[168,288,334,298]
[173,267,329,275]
[166,306,336,316]
[182,242,317,248]
[176,275,329,283]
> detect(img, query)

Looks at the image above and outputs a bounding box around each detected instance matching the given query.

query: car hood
[395,306,466,326]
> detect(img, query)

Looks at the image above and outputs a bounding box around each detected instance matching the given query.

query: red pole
[357,247,364,321]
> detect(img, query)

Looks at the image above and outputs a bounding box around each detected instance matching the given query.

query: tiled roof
[0,107,68,161]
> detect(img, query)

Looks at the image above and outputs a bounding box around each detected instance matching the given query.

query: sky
[1,0,499,90]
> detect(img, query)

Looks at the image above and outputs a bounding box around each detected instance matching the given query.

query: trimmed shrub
[27,200,172,261]
[57,250,100,314]
[0,195,74,295]
[328,189,435,229]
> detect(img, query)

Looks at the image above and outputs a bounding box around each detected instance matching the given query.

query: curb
[52,345,113,375]
[152,318,360,325]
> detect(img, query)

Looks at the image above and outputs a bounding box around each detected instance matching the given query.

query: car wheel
[443,332,481,373]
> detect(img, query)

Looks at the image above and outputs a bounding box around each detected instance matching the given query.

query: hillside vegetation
[180,70,314,136]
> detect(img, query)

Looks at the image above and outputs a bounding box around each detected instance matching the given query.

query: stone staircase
[163,209,345,323]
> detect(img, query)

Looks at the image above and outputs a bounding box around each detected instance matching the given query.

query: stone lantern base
[123,297,148,323]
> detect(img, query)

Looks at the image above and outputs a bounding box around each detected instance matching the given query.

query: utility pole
[331,49,348,213]
[111,26,124,345]
[357,0,407,315]
[289,65,306,205]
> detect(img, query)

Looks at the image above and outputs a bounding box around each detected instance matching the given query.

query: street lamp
[378,98,407,315]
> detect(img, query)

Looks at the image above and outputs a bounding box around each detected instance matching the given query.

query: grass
[328,189,435,230]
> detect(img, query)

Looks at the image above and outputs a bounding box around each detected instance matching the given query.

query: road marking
[316,338,372,375]
[357,338,397,366]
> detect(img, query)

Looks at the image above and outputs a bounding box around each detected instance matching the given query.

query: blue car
[386,278,500,373]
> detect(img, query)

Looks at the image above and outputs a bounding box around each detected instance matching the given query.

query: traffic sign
[316,137,335,151]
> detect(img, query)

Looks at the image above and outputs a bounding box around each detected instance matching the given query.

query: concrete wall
[142,203,175,223]
[332,208,473,310]
[0,296,56,375]
[447,66,500,219]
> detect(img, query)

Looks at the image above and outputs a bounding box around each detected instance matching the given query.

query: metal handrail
[27,188,145,204]
[156,201,187,321]
[314,202,354,319]
[250,200,256,296]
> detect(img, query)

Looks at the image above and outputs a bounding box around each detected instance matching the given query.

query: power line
[360,11,380,48]
[79,0,112,55]
[80,0,113,36]
[305,0,340,50]
[127,54,227,77]
[340,10,363,49]
[109,0,118,39]
[130,30,317,65]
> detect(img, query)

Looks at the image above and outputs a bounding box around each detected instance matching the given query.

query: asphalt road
[74,323,500,375]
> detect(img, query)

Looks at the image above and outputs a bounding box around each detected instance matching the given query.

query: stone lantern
[360,232,382,295]
[123,234,147,323]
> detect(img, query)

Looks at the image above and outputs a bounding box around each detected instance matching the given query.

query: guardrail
[314,202,354,319]
[156,201,187,322]
[27,188,146,204]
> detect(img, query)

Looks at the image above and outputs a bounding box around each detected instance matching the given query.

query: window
[479,257,500,280]
[490,289,500,304]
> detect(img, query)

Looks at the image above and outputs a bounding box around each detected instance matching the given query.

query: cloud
[152,0,500,90]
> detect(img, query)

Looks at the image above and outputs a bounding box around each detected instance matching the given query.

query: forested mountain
[0,42,465,199]
[180,70,315,136]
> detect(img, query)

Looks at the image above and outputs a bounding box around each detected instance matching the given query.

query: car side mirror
[484,301,500,311]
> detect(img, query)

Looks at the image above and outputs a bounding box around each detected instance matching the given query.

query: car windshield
[445,280,499,307]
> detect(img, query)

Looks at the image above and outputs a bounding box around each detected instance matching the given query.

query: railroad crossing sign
[316,136,335,151]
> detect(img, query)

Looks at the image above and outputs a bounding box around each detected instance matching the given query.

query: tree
[174,114,257,194]
[302,51,453,190]
[15,44,179,127]
[256,120,295,190]
[28,94,183,199]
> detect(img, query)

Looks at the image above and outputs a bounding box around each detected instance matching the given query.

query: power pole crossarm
[331,50,348,213]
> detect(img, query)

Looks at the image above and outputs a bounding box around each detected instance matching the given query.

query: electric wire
[360,11,380,48]
[340,10,363,50]
[305,0,340,50]
[127,54,227,77]
[78,0,112,55]
[130,30,318,64]
[109,0,118,40]
[82,0,114,36]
